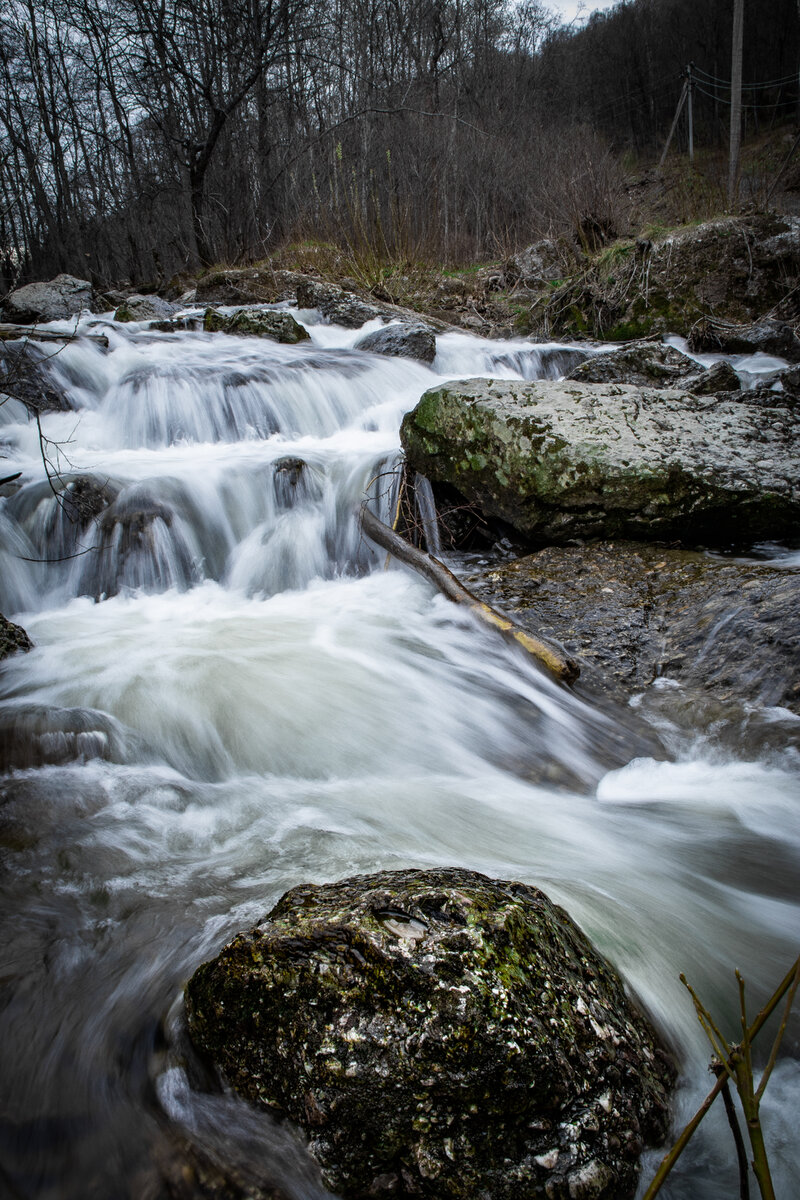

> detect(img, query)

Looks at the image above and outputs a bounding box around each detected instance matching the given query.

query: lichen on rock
[185,867,675,1200]
[400,378,800,545]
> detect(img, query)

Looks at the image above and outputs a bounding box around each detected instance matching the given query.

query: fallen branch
[359,505,579,684]
[0,323,108,347]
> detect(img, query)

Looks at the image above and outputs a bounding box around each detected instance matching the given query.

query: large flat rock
[463,543,800,720]
[401,378,799,545]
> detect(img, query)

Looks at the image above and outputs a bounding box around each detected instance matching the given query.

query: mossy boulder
[203,307,310,343]
[0,614,32,662]
[186,868,675,1200]
[195,267,306,306]
[400,378,800,545]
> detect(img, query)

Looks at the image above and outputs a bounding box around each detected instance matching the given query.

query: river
[0,306,798,1199]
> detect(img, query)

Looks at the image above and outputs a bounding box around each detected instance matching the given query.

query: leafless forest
[1,0,798,288]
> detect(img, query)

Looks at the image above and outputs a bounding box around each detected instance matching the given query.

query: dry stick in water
[642,954,800,1199]
[359,506,579,684]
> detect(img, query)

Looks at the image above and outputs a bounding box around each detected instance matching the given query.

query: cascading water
[0,308,798,1199]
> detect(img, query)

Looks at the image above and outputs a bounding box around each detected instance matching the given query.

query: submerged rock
[465,542,800,716]
[204,308,310,343]
[400,378,799,545]
[0,614,32,662]
[1,274,95,324]
[0,702,127,772]
[354,321,436,363]
[186,867,675,1200]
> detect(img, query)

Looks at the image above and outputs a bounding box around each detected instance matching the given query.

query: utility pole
[728,0,744,207]
[687,62,694,164]
[659,79,689,168]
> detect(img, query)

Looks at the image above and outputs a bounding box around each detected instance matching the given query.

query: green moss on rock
[400,378,800,546]
[203,308,310,343]
[186,867,675,1200]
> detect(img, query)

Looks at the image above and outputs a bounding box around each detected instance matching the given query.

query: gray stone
[295,279,389,328]
[505,239,571,287]
[203,308,310,343]
[354,321,436,362]
[186,867,674,1200]
[114,294,178,322]
[400,378,799,544]
[566,342,699,387]
[2,274,95,324]
[683,360,741,394]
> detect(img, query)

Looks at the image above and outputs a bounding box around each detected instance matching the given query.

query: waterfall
[0,309,797,1200]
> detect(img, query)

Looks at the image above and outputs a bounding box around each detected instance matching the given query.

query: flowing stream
[0,308,798,1199]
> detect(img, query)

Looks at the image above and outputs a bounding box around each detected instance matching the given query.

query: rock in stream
[400,378,799,545]
[186,867,675,1200]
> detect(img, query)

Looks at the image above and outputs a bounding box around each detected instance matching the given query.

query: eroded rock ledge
[185,867,675,1200]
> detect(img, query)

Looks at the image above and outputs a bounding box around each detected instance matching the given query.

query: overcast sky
[549,0,619,25]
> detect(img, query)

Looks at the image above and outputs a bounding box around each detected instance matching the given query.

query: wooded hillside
[1,0,797,288]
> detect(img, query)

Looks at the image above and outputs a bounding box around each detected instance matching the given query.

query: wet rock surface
[564,340,740,390]
[463,542,800,717]
[353,321,436,363]
[0,614,32,663]
[401,378,799,544]
[1,274,95,324]
[203,308,310,343]
[0,702,127,773]
[186,867,675,1200]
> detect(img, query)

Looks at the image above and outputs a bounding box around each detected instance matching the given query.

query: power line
[692,65,798,90]
[693,82,798,110]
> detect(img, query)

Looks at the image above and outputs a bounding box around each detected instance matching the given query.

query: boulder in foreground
[186,867,675,1200]
[401,378,799,545]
